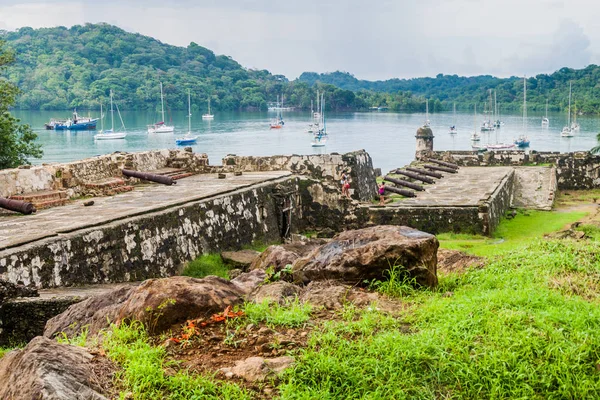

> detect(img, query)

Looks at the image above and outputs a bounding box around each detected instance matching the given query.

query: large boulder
[292,226,439,288]
[0,336,107,400]
[44,276,244,338]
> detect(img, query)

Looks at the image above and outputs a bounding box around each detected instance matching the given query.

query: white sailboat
[471,104,481,144]
[312,93,327,147]
[202,96,214,120]
[95,90,127,140]
[270,95,284,129]
[423,99,430,127]
[449,102,457,134]
[561,82,574,137]
[542,99,549,126]
[147,82,174,133]
[176,89,199,145]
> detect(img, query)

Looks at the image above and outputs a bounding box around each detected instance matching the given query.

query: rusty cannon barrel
[384,175,424,191]
[424,164,457,174]
[395,170,435,184]
[426,158,459,170]
[122,169,176,185]
[406,167,443,179]
[384,186,416,198]
[0,197,36,215]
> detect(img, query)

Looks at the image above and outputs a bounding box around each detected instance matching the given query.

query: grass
[244,298,313,328]
[438,209,587,256]
[181,254,231,279]
[369,264,417,298]
[102,321,252,400]
[556,189,600,207]
[278,239,600,399]
[0,347,15,359]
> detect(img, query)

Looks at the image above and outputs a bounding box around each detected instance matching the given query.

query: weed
[102,321,251,399]
[182,254,230,279]
[145,298,176,334]
[57,326,92,347]
[244,298,313,328]
[0,347,16,359]
[368,264,417,298]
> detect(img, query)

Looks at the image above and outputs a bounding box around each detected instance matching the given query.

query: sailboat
[493,91,503,128]
[480,90,495,131]
[95,90,127,140]
[176,90,199,145]
[270,95,284,129]
[471,105,481,144]
[515,76,530,147]
[571,103,580,131]
[562,82,574,137]
[202,96,214,120]
[423,99,430,127]
[312,93,327,147]
[147,82,174,133]
[449,102,457,134]
[542,99,549,126]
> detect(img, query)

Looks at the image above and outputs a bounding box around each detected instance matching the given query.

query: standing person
[378,182,386,205]
[341,171,348,197]
[344,179,351,199]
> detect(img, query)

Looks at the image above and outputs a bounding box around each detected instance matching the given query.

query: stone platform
[364,166,556,236]
[0,171,290,251]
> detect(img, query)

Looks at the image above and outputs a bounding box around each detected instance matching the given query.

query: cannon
[0,197,36,215]
[424,164,457,174]
[384,186,416,198]
[426,158,459,170]
[406,167,443,179]
[394,170,435,184]
[384,175,424,191]
[122,169,176,185]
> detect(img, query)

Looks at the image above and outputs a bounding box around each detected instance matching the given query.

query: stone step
[33,198,70,210]
[82,178,128,189]
[10,190,67,202]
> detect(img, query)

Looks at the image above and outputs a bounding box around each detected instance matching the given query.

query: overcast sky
[0,0,598,81]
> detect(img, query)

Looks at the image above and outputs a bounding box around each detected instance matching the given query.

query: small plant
[263,263,293,283]
[182,254,230,279]
[145,298,176,334]
[57,325,91,347]
[368,264,417,298]
[245,298,313,328]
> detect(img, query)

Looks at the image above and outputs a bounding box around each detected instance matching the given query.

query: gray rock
[231,269,267,295]
[221,249,261,269]
[292,225,439,288]
[249,282,302,305]
[0,336,107,400]
[220,356,294,382]
[0,279,38,305]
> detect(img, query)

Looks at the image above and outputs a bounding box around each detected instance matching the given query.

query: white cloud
[0,0,599,80]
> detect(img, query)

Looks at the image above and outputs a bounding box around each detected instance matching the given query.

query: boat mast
[188,89,191,134]
[523,76,527,134]
[208,97,211,115]
[100,103,104,132]
[545,98,548,119]
[160,82,165,122]
[110,90,114,131]
[568,81,572,128]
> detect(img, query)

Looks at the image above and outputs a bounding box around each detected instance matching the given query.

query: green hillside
[299,68,600,114]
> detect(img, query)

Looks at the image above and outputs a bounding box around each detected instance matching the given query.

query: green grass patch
[369,265,418,298]
[244,298,313,328]
[556,189,600,206]
[576,224,600,240]
[181,254,231,279]
[102,321,251,399]
[241,240,273,252]
[0,347,15,359]
[279,239,600,399]
[439,210,587,256]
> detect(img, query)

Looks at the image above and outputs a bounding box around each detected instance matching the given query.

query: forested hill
[0,24,304,111]
[299,68,600,114]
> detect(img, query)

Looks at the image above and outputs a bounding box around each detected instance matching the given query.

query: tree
[591,133,600,155]
[0,40,42,169]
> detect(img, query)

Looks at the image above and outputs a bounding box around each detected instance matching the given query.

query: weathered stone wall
[0,177,299,288]
[0,297,81,345]
[429,150,600,190]
[0,149,209,198]
[220,150,378,202]
[360,206,482,235]
[480,169,515,235]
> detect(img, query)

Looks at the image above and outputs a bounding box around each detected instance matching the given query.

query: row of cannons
[383,158,460,198]
[0,169,177,215]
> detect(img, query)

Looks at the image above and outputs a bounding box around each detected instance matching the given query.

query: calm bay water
[13,110,600,174]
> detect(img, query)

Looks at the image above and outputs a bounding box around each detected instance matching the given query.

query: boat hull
[148,125,174,133]
[94,132,127,140]
[54,119,99,130]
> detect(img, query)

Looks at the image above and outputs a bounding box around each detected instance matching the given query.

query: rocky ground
[0,225,490,399]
